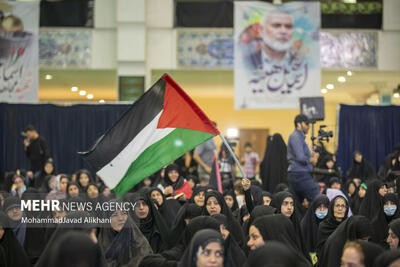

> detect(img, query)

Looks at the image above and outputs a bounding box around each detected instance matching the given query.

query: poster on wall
[0,1,39,103]
[234,1,321,109]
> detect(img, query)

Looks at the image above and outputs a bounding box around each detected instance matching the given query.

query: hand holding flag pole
[218,134,247,179]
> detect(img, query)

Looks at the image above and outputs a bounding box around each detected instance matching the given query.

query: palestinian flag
[80,74,220,195]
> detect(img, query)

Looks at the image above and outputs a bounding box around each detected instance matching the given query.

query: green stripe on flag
[112,128,213,195]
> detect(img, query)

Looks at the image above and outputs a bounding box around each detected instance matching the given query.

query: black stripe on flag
[80,78,166,172]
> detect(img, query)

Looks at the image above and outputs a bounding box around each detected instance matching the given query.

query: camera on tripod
[311,125,333,143]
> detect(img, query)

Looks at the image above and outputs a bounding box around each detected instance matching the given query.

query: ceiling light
[71,86,78,92]
[394,93,400,98]
[99,99,105,103]
[45,74,53,80]
[326,84,334,90]
[347,71,353,76]
[227,128,239,138]
[321,88,328,94]
[79,90,86,96]
[338,76,346,83]
[87,94,94,99]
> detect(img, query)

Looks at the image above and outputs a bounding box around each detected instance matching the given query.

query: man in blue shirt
[287,114,319,203]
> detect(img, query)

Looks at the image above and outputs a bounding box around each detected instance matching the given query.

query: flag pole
[218,134,247,179]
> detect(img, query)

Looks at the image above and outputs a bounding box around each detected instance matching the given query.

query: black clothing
[374,250,400,267]
[48,231,106,267]
[347,154,376,181]
[243,205,276,237]
[356,240,384,267]
[359,179,384,220]
[317,215,374,267]
[25,136,50,173]
[203,191,246,248]
[161,216,220,261]
[300,194,330,254]
[99,217,152,267]
[271,191,305,256]
[148,187,180,228]
[0,212,31,267]
[178,229,224,267]
[223,190,239,212]
[128,193,170,253]
[371,193,400,246]
[247,241,297,267]
[389,218,400,239]
[252,214,312,267]
[167,203,202,248]
[260,133,288,192]
[316,195,349,253]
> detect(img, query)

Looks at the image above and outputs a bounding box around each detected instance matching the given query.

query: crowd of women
[0,143,400,267]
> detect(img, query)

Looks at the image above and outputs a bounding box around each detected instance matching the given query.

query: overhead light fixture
[99,99,105,103]
[87,94,94,99]
[79,90,86,96]
[338,76,346,83]
[326,84,334,90]
[71,86,78,92]
[347,71,353,76]
[321,88,328,94]
[45,74,53,80]
[394,93,400,98]
[227,128,239,138]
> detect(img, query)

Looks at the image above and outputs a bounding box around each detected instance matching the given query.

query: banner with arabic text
[234,2,320,109]
[0,1,39,102]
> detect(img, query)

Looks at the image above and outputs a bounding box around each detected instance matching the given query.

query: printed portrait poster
[0,1,39,102]
[234,2,321,109]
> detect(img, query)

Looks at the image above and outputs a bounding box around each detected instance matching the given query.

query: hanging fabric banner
[0,1,39,102]
[234,1,321,109]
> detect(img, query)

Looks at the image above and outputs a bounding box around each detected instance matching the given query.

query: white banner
[0,1,39,103]
[234,1,321,109]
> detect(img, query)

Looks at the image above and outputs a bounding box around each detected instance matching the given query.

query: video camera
[311,125,333,143]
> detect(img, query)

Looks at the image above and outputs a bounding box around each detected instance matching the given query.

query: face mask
[315,210,328,219]
[384,205,397,216]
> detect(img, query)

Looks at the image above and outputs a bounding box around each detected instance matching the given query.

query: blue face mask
[384,205,397,216]
[315,210,328,219]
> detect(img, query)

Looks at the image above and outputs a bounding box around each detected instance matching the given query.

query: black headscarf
[247,241,297,267]
[148,187,180,228]
[223,190,239,212]
[35,211,97,267]
[178,229,224,267]
[355,240,384,267]
[48,231,106,267]
[271,191,305,255]
[347,151,376,181]
[374,250,400,267]
[389,218,400,241]
[371,193,400,246]
[211,214,247,267]
[35,159,56,189]
[273,183,289,194]
[317,195,349,252]
[161,216,221,261]
[128,193,170,253]
[76,169,94,191]
[167,203,202,248]
[251,214,312,267]
[243,205,276,238]
[3,196,26,247]
[189,186,206,207]
[359,179,384,220]
[301,194,330,254]
[203,191,246,248]
[259,133,288,192]
[317,215,374,267]
[165,164,185,190]
[66,181,81,199]
[0,212,31,267]
[98,200,152,266]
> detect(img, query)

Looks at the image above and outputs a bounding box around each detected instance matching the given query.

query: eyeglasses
[334,204,347,209]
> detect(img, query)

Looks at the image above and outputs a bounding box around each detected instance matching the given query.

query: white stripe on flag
[97,111,174,189]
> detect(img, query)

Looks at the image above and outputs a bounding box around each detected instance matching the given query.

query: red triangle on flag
[157,74,220,136]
